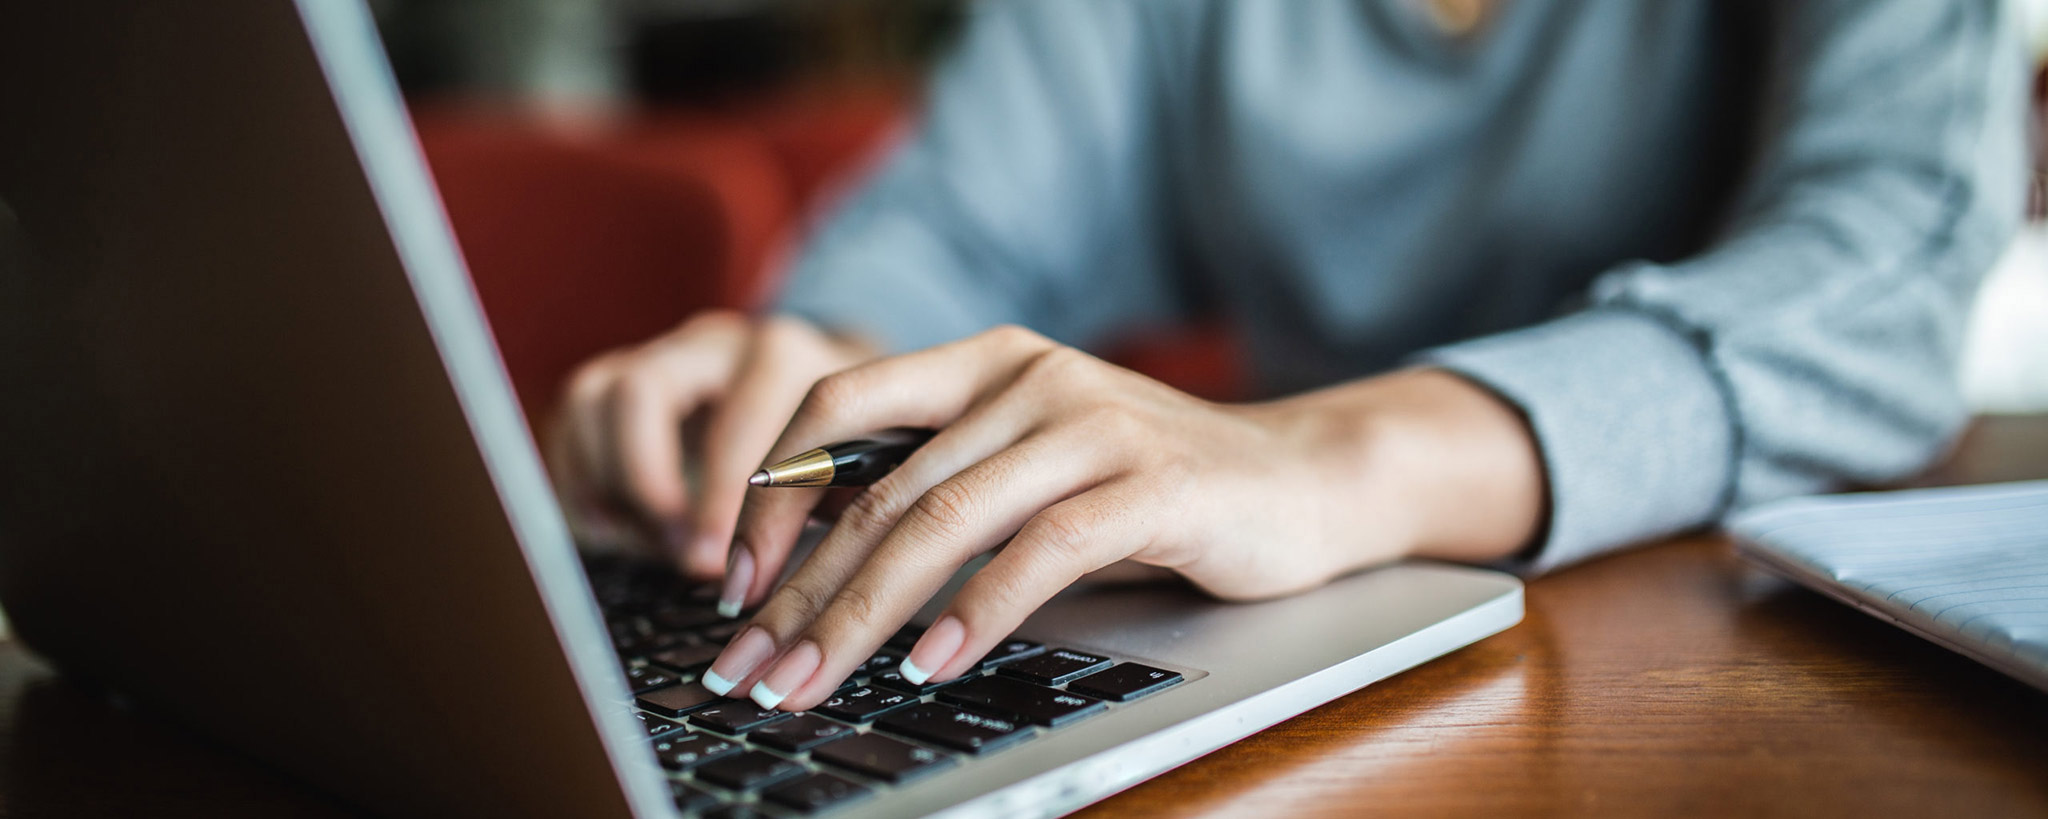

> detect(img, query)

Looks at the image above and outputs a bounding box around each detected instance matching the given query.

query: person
[550,0,2030,713]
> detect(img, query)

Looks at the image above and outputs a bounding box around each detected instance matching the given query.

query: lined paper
[1730,480,2048,691]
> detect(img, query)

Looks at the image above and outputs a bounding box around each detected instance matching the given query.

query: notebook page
[1730,480,2048,681]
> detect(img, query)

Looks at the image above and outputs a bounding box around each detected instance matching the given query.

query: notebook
[1729,480,2048,693]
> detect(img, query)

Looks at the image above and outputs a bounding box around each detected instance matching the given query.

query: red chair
[414,106,798,421]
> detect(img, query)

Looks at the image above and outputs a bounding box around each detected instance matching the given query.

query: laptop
[0,2,1523,817]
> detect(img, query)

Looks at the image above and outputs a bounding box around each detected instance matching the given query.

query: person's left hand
[699,325,1544,710]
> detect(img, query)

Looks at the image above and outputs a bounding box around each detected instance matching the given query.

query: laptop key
[814,686,917,723]
[637,684,721,718]
[1067,662,1185,702]
[635,712,689,739]
[997,648,1111,686]
[810,732,954,784]
[609,618,649,645]
[695,749,805,791]
[856,650,905,677]
[876,703,1032,755]
[689,702,793,735]
[649,605,724,633]
[649,643,724,675]
[938,675,1105,728]
[669,781,721,812]
[873,668,972,696]
[762,772,872,813]
[615,632,691,662]
[697,620,744,644]
[652,732,741,770]
[884,624,926,651]
[749,713,856,752]
[699,806,767,819]
[979,638,1046,669]
[626,664,682,694]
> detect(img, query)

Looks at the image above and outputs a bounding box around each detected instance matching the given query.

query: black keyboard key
[669,781,721,812]
[700,806,767,819]
[698,620,744,644]
[750,713,856,752]
[695,749,806,791]
[637,684,721,718]
[609,618,650,645]
[626,664,682,694]
[649,605,724,633]
[762,772,872,813]
[615,632,691,662]
[979,638,1046,669]
[814,686,917,723]
[873,669,971,696]
[876,703,1031,755]
[997,648,1111,686]
[689,702,793,735]
[634,712,689,739]
[1067,662,1185,702]
[649,643,723,674]
[856,650,905,677]
[884,624,926,651]
[938,675,1105,728]
[652,732,741,770]
[811,732,955,784]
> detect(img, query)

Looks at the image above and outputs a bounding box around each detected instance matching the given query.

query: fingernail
[750,640,820,710]
[901,616,964,685]
[704,626,773,697]
[717,546,754,619]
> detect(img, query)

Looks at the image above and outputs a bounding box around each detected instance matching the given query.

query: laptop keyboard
[588,556,1191,817]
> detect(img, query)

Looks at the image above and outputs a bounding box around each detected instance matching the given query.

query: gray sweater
[777,0,2030,572]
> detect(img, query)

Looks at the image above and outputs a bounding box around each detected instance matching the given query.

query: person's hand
[548,311,878,581]
[699,325,1546,709]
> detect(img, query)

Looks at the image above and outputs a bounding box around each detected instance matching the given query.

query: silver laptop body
[0,2,1523,817]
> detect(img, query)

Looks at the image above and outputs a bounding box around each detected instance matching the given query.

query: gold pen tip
[748,470,771,487]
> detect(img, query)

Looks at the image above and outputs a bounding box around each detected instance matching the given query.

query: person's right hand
[548,311,878,583]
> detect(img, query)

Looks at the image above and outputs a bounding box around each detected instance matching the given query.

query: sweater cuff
[1418,309,1737,574]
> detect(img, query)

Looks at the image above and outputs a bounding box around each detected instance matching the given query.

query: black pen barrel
[822,428,936,486]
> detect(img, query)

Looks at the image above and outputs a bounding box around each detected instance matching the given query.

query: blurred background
[368,0,975,422]
[356,0,2048,430]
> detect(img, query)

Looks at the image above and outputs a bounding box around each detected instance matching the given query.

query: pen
[748,428,936,488]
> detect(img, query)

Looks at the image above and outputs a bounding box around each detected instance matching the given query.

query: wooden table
[2,418,2045,817]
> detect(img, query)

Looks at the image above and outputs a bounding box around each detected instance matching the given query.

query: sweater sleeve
[771,0,1182,354]
[1424,0,2031,573]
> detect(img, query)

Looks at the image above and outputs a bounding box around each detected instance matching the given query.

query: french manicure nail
[703,626,774,697]
[901,616,964,685]
[750,640,821,710]
[717,546,754,619]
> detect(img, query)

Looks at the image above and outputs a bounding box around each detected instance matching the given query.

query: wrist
[1254,368,1548,567]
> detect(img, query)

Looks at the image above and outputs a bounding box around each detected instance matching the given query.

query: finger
[728,327,1055,612]
[605,333,744,558]
[552,354,644,550]
[727,371,1038,619]
[690,321,840,581]
[905,482,1146,684]
[740,429,1117,711]
[701,396,1040,694]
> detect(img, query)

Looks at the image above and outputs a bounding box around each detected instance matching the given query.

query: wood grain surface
[2,417,2044,817]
